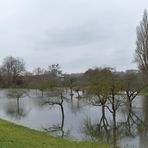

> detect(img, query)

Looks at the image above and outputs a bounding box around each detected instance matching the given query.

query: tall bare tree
[135,9,148,74]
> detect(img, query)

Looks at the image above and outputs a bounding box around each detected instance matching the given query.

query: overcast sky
[0,0,147,73]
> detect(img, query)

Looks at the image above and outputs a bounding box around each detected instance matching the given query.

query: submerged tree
[6,89,28,119]
[42,89,69,137]
[122,73,146,110]
[63,75,75,99]
[86,68,114,129]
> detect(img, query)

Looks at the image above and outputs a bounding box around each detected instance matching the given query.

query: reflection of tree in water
[119,100,147,138]
[5,102,27,120]
[117,98,148,148]
[42,91,70,138]
[68,97,86,115]
[86,95,109,130]
[82,118,110,142]
[5,89,28,120]
[139,96,148,148]
[83,93,120,147]
[82,97,148,148]
[82,114,119,148]
[82,116,136,148]
[82,119,125,148]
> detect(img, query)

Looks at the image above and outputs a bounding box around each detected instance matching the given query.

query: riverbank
[0,119,108,148]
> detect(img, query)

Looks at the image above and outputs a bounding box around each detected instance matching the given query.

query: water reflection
[82,96,148,148]
[139,96,148,148]
[0,90,147,148]
[4,89,29,120]
[4,101,28,120]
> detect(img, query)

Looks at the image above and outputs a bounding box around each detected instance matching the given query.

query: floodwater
[0,89,147,148]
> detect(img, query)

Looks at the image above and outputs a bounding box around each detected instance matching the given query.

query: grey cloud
[35,21,109,50]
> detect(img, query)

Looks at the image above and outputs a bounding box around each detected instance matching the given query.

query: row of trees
[0,56,83,101]
[0,55,146,92]
[0,56,63,89]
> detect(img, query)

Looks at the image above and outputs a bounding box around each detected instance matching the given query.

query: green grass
[140,87,148,96]
[0,120,109,148]
[140,90,148,96]
[141,92,148,96]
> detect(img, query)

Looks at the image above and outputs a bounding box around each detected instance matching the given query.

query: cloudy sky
[0,0,147,73]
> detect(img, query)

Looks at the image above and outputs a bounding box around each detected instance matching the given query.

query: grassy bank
[0,120,109,148]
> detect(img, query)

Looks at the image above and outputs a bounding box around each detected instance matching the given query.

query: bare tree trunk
[17,97,20,115]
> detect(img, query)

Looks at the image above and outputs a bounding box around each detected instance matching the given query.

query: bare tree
[122,73,146,109]
[135,9,148,73]
[2,56,25,85]
[48,64,62,77]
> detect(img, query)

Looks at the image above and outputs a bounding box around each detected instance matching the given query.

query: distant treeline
[0,56,147,96]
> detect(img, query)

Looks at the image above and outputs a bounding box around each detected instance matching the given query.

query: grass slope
[0,120,109,148]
